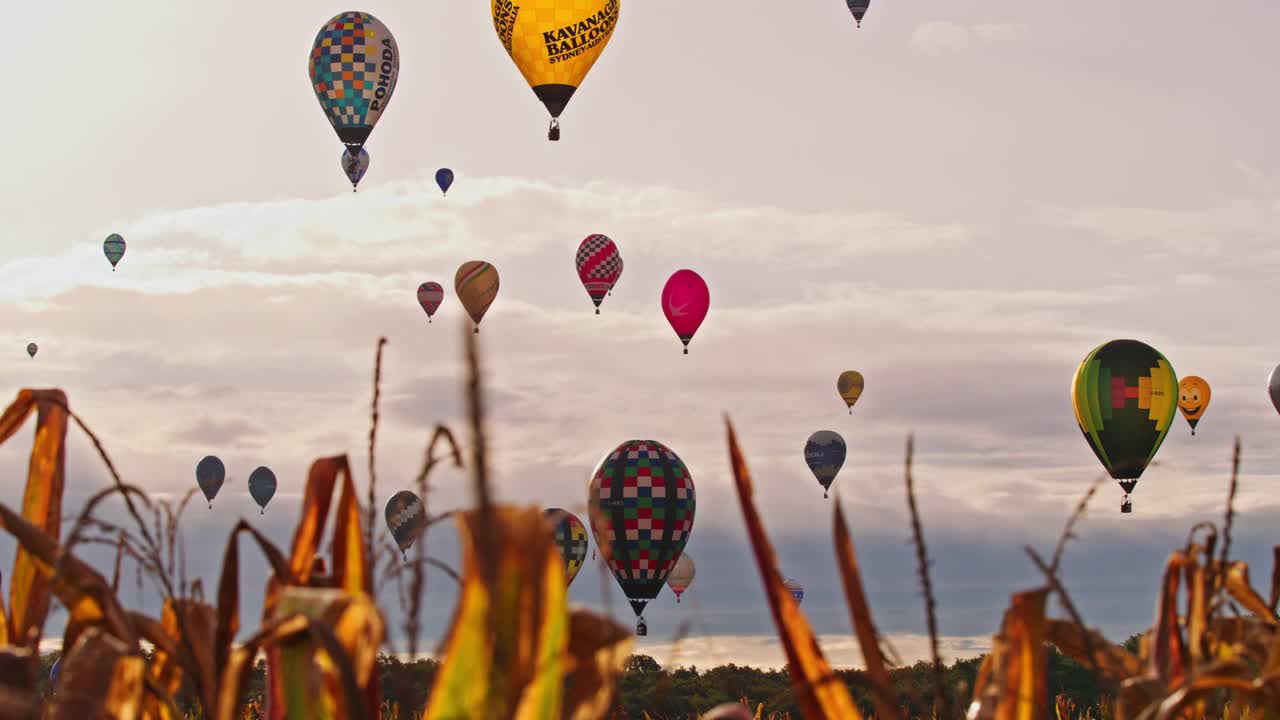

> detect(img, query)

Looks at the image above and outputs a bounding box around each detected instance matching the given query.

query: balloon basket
[260,509,264,515]
[636,618,647,636]
[595,308,600,315]
[1121,494,1133,514]
[548,118,561,142]
[683,348,689,355]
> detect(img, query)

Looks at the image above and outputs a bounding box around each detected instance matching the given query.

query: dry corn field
[1,330,1276,720]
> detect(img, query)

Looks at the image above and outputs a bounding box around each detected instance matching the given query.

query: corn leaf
[966,588,1049,720]
[47,627,145,720]
[725,418,862,719]
[561,609,633,720]
[1044,619,1141,681]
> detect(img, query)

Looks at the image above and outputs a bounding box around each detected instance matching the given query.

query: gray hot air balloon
[847,0,870,28]
[804,430,847,499]
[385,490,425,557]
[26,343,36,358]
[196,456,226,509]
[247,466,277,514]
[1269,365,1280,417]
[103,234,126,271]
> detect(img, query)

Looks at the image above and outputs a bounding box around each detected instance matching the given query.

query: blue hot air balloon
[342,147,370,191]
[804,430,847,498]
[196,456,226,509]
[248,466,277,514]
[435,168,454,196]
[49,656,61,691]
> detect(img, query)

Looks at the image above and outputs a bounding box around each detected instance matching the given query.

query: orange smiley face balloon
[1177,376,1211,435]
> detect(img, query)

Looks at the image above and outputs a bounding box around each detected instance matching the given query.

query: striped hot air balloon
[455,261,499,332]
[417,282,444,323]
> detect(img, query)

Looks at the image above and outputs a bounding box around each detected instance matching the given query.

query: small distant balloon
[196,456,226,509]
[435,168,454,196]
[26,343,36,358]
[247,466,277,514]
[667,553,695,603]
[49,657,61,690]
[847,0,870,27]
[103,234,126,271]
[545,508,589,586]
[417,282,444,323]
[385,490,426,556]
[805,430,847,499]
[342,148,370,191]
[1269,365,1280,417]
[837,371,864,414]
[784,577,805,605]
[575,234,623,314]
[455,261,500,332]
[661,269,710,354]
[1177,376,1211,436]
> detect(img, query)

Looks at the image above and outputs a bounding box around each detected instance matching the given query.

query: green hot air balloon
[247,466,277,514]
[1071,339,1177,513]
[103,234,126,271]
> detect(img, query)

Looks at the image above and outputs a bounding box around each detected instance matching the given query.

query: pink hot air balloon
[661,269,709,355]
[417,282,444,323]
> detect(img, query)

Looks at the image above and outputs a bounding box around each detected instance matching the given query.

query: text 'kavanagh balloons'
[1071,339,1177,514]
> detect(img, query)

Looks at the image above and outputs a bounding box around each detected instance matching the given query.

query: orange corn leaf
[1224,561,1279,625]
[1150,551,1189,687]
[833,500,902,720]
[148,598,218,711]
[215,520,290,695]
[46,627,146,720]
[0,389,69,650]
[0,646,38,719]
[966,588,1049,720]
[423,506,568,720]
[725,419,862,719]
[1044,619,1141,681]
[562,609,633,720]
[1182,547,1209,666]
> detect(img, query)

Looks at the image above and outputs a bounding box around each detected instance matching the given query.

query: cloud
[909,22,1025,56]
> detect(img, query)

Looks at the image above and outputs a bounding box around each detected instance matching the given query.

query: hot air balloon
[417,282,444,323]
[847,0,870,27]
[103,234,126,271]
[436,168,454,196]
[667,553,695,603]
[196,456,226,509]
[661,269,710,355]
[784,578,805,604]
[805,431,846,499]
[455,261,499,332]
[309,12,399,156]
[385,490,425,557]
[1071,339,1177,513]
[491,0,620,141]
[1177,376,1211,436]
[575,234,623,314]
[1269,365,1280,417]
[49,656,61,691]
[342,147,370,191]
[837,371,864,414]
[247,466,277,515]
[545,508,589,586]
[588,439,696,635]
[26,343,36,358]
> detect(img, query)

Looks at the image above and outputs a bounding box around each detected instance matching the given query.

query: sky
[4,0,1280,671]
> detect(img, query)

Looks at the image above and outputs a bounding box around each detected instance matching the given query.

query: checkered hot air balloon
[545,508,589,586]
[666,553,695,603]
[196,456,225,509]
[248,467,277,515]
[1071,339,1177,514]
[587,439,696,635]
[309,12,399,156]
[417,282,444,323]
[575,234,623,314]
[385,491,425,557]
[342,147,370,191]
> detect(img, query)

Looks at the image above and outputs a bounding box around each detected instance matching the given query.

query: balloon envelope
[247,467,277,513]
[309,12,399,154]
[435,168,454,195]
[667,553,695,601]
[1071,339,1177,509]
[342,147,370,190]
[196,456,226,507]
[385,490,425,553]
[1269,365,1280,416]
[588,439,696,619]
[784,577,805,604]
[103,234,126,270]
[455,261,500,331]
[1177,376,1211,435]
[847,0,870,26]
[837,371,864,412]
[661,269,710,353]
[575,234,623,313]
[26,343,36,358]
[50,657,61,687]
[805,430,846,498]
[545,508,589,586]
[417,282,444,321]
[491,0,620,137]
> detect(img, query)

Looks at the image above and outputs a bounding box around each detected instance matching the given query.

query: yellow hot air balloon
[491,0,621,141]
[837,371,864,414]
[455,261,500,332]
